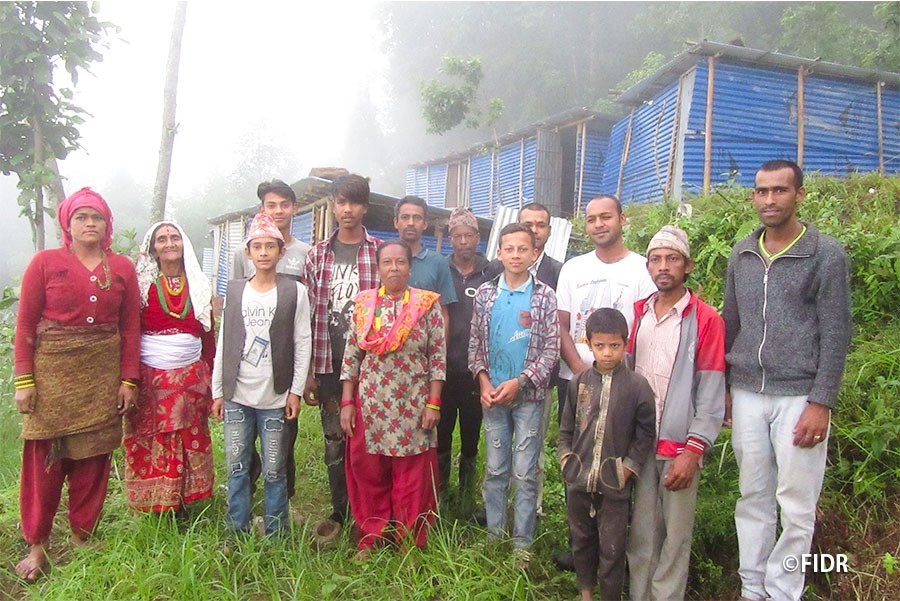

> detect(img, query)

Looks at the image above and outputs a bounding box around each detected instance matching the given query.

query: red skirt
[123,360,214,512]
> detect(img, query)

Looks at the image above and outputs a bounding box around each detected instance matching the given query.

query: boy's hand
[212,397,224,421]
[421,407,440,430]
[478,372,495,409]
[491,378,520,405]
[340,404,356,437]
[303,375,319,406]
[285,393,301,420]
[623,466,636,484]
[663,452,700,491]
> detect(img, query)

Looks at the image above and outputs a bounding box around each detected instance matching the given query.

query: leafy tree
[0,2,113,250]
[419,55,503,135]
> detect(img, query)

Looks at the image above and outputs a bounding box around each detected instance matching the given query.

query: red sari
[123,283,216,512]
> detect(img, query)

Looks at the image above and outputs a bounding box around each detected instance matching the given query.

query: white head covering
[136,221,213,331]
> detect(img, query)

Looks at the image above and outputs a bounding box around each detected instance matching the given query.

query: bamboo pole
[876,81,885,176]
[617,110,635,200]
[797,66,806,168]
[703,56,715,195]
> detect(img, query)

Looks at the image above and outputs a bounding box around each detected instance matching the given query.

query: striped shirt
[305,228,381,375]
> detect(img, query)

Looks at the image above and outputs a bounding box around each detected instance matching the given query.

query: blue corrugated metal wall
[576,129,611,212]
[883,86,900,172]
[608,59,898,203]
[404,165,448,207]
[469,152,494,216]
[616,83,680,203]
[216,227,229,296]
[426,164,447,208]
[291,212,314,245]
[601,118,631,202]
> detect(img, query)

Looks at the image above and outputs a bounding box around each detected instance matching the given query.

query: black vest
[222,275,297,401]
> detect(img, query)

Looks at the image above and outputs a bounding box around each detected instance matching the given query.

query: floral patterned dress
[341,287,446,456]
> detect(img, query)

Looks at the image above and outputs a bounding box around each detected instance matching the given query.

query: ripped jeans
[482,399,545,548]
[224,401,289,534]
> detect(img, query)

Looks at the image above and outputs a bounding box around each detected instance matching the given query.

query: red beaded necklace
[156,274,192,319]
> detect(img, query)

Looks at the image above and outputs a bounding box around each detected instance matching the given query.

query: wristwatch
[516,374,531,389]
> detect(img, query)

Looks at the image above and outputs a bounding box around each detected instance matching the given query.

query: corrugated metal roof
[617,40,900,106]
[409,107,620,168]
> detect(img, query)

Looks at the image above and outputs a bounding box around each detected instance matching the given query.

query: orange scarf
[353,286,440,355]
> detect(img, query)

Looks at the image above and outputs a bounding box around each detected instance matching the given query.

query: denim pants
[732,389,829,601]
[317,373,348,521]
[224,401,290,535]
[482,399,545,548]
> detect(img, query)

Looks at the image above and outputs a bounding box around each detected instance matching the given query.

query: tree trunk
[150,1,188,222]
[33,116,46,251]
[45,157,67,245]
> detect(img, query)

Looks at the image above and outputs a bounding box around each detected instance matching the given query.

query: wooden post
[797,66,806,168]
[702,56,715,196]
[518,138,525,206]
[617,110,635,200]
[876,81,885,176]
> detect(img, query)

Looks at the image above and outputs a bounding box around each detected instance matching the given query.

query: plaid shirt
[468,274,560,402]
[305,227,382,374]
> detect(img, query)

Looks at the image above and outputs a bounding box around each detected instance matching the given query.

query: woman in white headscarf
[123,221,216,513]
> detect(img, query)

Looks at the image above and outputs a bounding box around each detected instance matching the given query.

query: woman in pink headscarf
[13,188,141,582]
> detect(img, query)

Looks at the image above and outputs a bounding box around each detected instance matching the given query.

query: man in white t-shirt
[553,193,656,571]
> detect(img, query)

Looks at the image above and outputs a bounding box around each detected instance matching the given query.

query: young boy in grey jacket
[558,308,655,601]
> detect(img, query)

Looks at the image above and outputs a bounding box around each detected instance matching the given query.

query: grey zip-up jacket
[722,223,851,408]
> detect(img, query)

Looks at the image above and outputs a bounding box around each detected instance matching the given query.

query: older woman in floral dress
[340,240,445,559]
[123,221,215,513]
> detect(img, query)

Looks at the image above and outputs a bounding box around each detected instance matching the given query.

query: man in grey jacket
[722,160,852,601]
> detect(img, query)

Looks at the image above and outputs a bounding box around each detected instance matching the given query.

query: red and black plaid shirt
[305,228,381,374]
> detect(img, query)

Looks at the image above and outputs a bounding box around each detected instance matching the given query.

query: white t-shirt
[212,281,311,409]
[556,250,656,380]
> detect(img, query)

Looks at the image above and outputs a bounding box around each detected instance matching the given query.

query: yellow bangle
[121,380,138,389]
[425,403,441,411]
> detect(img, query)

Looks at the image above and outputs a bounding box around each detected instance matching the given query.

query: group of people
[12,159,851,601]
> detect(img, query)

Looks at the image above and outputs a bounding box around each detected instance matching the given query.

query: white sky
[24,1,386,197]
[0,1,388,282]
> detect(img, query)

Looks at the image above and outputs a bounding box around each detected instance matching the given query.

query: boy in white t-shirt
[212,213,311,535]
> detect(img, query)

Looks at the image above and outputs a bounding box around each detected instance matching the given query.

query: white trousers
[732,388,829,601]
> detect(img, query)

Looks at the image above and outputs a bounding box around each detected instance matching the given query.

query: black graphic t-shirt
[328,240,362,371]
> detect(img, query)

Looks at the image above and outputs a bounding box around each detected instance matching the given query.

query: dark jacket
[558,362,656,500]
[447,253,494,373]
[722,223,851,408]
[221,275,298,401]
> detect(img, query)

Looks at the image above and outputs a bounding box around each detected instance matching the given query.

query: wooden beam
[617,110,635,200]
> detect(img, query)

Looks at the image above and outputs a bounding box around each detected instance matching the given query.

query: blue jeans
[224,401,290,535]
[482,399,545,548]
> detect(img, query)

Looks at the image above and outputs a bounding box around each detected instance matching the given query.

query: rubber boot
[437,450,452,495]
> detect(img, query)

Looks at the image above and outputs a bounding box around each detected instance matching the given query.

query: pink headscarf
[57,187,114,250]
